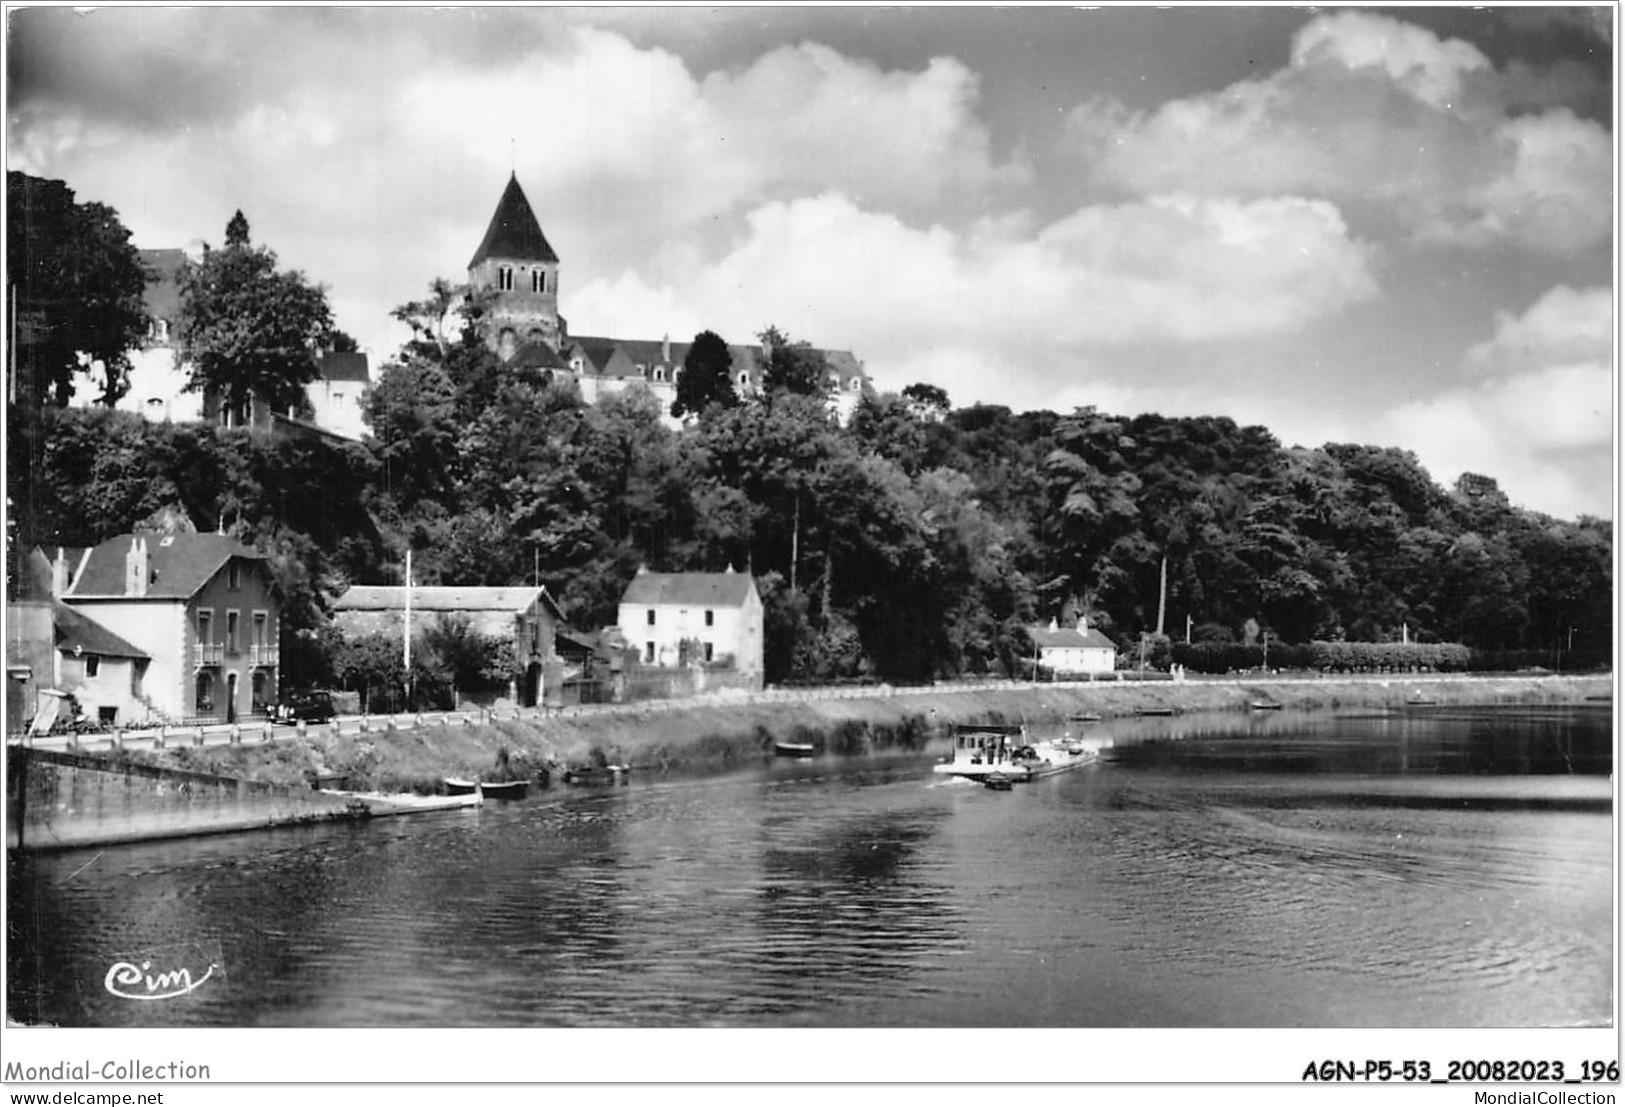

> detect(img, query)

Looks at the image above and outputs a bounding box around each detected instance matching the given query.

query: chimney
[1080,613,1089,632]
[1048,617,1058,633]
[52,548,68,597]
[662,334,671,365]
[125,536,149,597]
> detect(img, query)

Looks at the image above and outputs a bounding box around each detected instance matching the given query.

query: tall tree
[758,325,832,398]
[671,329,737,418]
[175,213,334,418]
[6,171,151,406]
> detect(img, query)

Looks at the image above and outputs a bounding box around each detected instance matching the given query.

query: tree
[671,329,736,418]
[175,213,334,418]
[7,171,151,406]
[902,382,950,420]
[758,325,831,398]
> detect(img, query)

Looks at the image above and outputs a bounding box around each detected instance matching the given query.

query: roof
[53,602,149,660]
[317,351,370,383]
[66,533,267,600]
[568,336,854,387]
[468,174,559,269]
[505,340,569,371]
[1027,624,1117,650]
[620,569,758,608]
[334,585,563,620]
[140,248,187,321]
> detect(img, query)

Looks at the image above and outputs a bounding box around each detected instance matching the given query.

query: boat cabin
[948,724,1027,767]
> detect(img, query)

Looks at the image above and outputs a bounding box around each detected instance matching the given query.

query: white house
[1027,618,1117,676]
[616,566,763,685]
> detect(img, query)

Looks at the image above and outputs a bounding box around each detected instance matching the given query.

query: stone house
[51,533,282,723]
[616,567,764,687]
[330,584,565,707]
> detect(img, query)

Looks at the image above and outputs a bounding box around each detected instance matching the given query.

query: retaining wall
[6,747,358,852]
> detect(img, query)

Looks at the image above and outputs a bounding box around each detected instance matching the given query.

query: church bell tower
[468,173,564,358]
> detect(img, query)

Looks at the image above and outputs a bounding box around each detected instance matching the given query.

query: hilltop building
[466,173,870,425]
[75,248,372,442]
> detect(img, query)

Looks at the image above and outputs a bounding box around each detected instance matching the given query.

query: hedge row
[1170,640,1480,674]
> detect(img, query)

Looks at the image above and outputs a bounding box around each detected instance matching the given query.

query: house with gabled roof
[616,566,763,687]
[330,583,565,707]
[1026,618,1117,676]
[53,532,282,723]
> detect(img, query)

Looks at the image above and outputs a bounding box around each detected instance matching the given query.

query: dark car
[274,689,336,723]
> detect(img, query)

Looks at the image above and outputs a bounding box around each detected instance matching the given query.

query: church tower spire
[468,173,564,358]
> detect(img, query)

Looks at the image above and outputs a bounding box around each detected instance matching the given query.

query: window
[132,660,146,697]
[226,610,240,654]
[85,655,100,678]
[196,671,214,712]
[227,560,241,590]
[646,609,656,626]
[253,611,268,647]
[738,372,750,387]
[531,270,544,293]
[652,367,666,382]
[498,265,514,291]
[704,642,714,662]
[704,610,714,627]
[197,609,213,642]
[645,642,655,663]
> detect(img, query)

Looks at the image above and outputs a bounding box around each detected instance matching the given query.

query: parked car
[273,689,336,723]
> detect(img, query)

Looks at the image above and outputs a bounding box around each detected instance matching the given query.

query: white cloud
[1290,10,1491,110]
[1376,286,1614,519]
[1467,285,1612,375]
[1067,11,1612,256]
[571,191,1377,413]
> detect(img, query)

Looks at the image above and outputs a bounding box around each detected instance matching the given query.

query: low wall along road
[7,672,1610,852]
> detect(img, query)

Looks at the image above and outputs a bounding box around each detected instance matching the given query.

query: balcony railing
[249,644,279,668]
[195,642,224,666]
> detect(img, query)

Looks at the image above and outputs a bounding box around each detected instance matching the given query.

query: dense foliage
[175,211,335,418]
[7,171,151,407]
[10,280,1613,687]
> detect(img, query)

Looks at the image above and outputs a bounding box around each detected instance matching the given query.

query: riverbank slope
[129,672,1610,793]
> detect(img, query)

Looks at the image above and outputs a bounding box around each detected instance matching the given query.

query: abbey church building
[466,174,869,423]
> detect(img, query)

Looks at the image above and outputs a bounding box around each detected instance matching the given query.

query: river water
[6,703,1612,1028]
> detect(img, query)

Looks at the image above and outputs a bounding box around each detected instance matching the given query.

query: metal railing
[194,643,224,666]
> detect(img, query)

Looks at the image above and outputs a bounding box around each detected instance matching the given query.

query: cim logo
[105,959,217,1001]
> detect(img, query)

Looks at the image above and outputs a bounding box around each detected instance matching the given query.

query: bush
[1307,641,1471,673]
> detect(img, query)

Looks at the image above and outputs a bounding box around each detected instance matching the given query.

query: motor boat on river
[933,724,1106,785]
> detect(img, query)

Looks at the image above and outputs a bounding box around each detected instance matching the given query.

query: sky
[6,4,1616,520]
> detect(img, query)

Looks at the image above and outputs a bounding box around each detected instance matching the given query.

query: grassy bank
[133,673,1610,793]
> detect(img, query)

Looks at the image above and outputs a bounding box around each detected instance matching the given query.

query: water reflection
[6,704,1613,1028]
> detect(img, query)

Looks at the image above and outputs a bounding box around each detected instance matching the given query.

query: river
[5,703,1612,1028]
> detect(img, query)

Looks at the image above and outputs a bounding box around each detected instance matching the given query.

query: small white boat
[933,724,1105,785]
